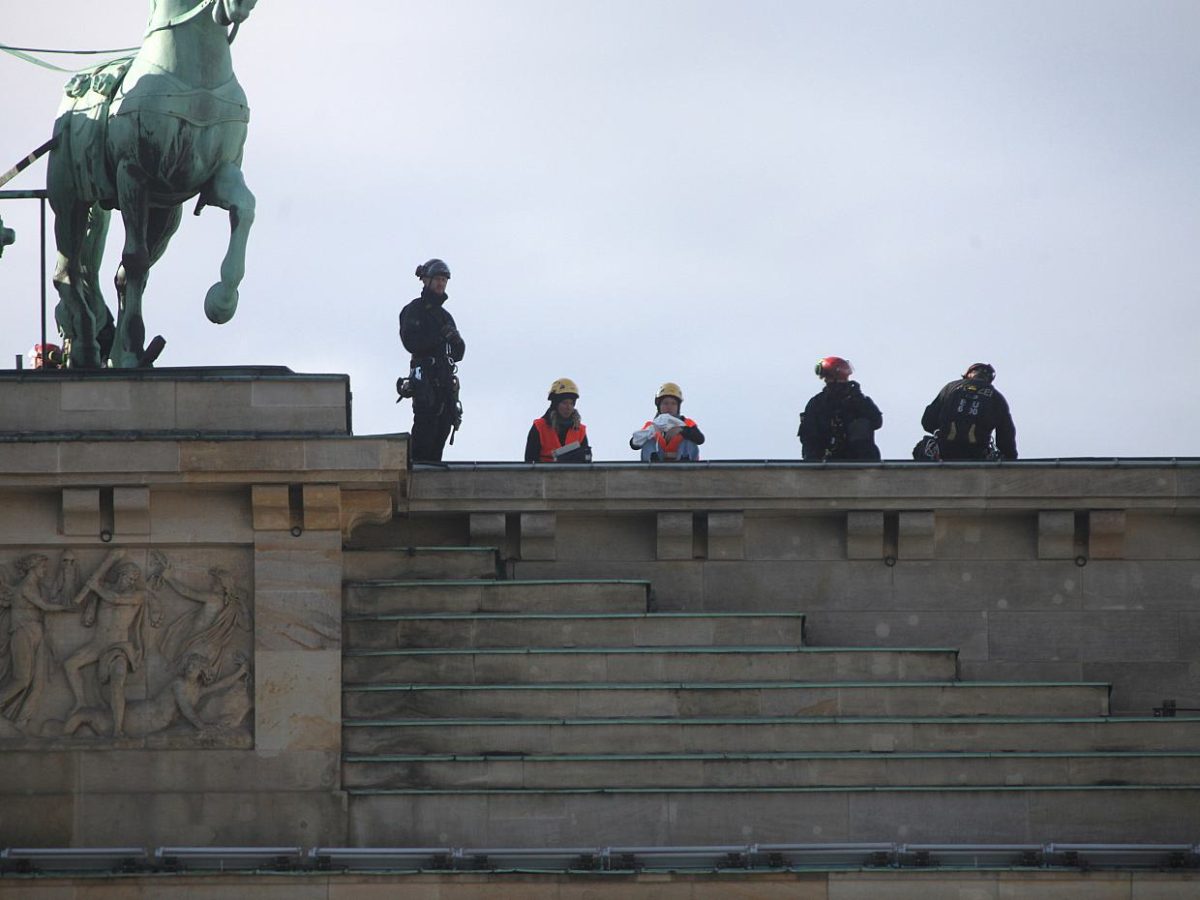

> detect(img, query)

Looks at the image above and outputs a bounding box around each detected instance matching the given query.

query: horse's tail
[0,137,58,190]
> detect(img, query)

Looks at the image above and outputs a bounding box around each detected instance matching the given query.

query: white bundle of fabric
[631,414,685,448]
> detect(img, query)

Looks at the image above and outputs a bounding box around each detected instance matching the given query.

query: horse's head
[214,0,258,27]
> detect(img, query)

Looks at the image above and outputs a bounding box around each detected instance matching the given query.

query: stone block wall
[405,462,1200,714]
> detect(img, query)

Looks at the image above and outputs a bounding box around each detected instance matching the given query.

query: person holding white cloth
[630,382,705,462]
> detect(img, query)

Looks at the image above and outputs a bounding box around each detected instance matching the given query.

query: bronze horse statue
[48,0,258,368]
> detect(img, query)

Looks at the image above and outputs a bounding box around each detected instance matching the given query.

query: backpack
[940,382,996,450]
[912,435,941,461]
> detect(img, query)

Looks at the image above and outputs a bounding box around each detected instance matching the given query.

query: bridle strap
[144,0,217,38]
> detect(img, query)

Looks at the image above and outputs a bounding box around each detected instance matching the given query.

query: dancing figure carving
[48,0,259,368]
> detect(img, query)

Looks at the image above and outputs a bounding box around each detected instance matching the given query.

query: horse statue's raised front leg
[199,161,255,325]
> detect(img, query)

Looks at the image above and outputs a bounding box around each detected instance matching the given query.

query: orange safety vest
[643,417,698,460]
[533,417,587,462]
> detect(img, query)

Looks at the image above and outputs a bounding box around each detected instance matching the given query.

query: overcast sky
[2,1,1198,460]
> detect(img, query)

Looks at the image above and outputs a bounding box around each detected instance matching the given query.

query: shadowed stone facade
[1,371,1198,863]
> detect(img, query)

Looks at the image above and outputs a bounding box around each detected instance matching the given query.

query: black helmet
[964,362,995,383]
[415,258,451,280]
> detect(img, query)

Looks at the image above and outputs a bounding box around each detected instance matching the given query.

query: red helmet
[28,343,64,369]
[815,356,853,381]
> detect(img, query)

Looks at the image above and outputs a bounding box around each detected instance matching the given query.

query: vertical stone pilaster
[708,511,745,560]
[252,484,343,765]
[846,511,885,559]
[1090,510,1126,559]
[1038,511,1075,559]
[657,512,693,560]
[520,512,556,560]
[898,511,935,559]
[62,488,101,536]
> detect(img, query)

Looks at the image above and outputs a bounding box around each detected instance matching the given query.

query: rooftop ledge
[404,458,1200,513]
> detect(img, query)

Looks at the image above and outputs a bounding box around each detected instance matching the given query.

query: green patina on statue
[48,0,258,368]
[0,215,14,257]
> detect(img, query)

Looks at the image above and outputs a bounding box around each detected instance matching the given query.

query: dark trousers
[411,393,455,462]
[937,441,989,461]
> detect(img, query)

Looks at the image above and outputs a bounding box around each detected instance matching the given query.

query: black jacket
[799,381,883,461]
[922,377,1017,460]
[399,289,465,370]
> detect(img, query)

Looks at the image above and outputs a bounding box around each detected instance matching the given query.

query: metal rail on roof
[2,843,1198,875]
[415,458,1200,470]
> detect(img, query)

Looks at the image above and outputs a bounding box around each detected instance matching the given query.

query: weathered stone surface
[344,547,499,582]
[59,441,182,474]
[252,484,291,531]
[113,486,150,535]
[254,649,341,752]
[521,512,556,560]
[1090,509,1127,559]
[1125,511,1200,559]
[898,511,935,559]
[557,513,654,561]
[70,790,348,846]
[342,648,955,686]
[708,511,746,560]
[469,512,506,548]
[657,511,694,560]
[344,580,650,616]
[845,511,884,560]
[0,372,351,436]
[150,488,253,542]
[303,484,342,532]
[1079,560,1200,610]
[1039,510,1077,559]
[344,717,1200,757]
[62,487,101,535]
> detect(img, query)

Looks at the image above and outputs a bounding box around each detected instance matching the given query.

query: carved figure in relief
[0,552,78,729]
[0,555,56,728]
[63,651,249,738]
[62,553,163,737]
[154,551,250,671]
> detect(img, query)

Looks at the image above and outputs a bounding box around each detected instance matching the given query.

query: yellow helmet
[656,382,683,405]
[548,377,580,400]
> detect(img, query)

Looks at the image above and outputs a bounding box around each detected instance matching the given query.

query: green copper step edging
[343,646,955,658]
[344,611,807,622]
[346,783,1200,796]
[344,714,1200,727]
[345,546,500,552]
[344,578,652,588]
[344,750,1200,764]
[343,680,1111,693]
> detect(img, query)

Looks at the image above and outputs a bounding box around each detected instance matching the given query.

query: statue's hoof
[111,350,141,369]
[204,283,239,324]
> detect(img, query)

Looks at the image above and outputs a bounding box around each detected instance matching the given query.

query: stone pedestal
[0,370,404,846]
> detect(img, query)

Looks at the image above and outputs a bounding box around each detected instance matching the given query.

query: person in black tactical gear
[921,362,1017,461]
[799,356,883,461]
[399,258,465,462]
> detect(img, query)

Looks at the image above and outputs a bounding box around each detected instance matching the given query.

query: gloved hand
[630,425,656,448]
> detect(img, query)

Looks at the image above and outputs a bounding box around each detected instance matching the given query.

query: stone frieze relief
[0,548,252,747]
